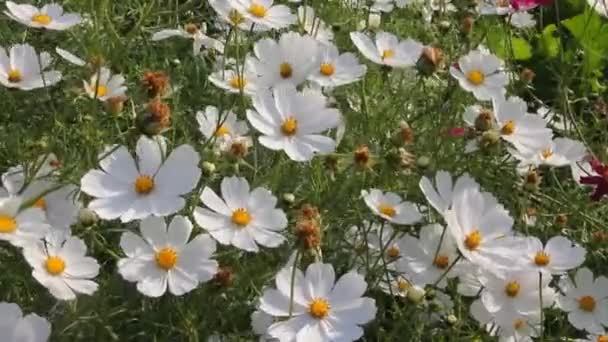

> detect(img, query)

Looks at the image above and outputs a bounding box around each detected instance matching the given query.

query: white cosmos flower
[308,43,367,88]
[252,309,275,340]
[0,302,51,342]
[259,262,377,342]
[228,0,296,31]
[194,176,287,252]
[450,50,508,101]
[80,135,201,223]
[24,229,100,300]
[399,223,461,288]
[419,170,478,214]
[524,236,586,275]
[350,31,424,67]
[470,299,541,342]
[208,65,259,95]
[0,196,50,248]
[557,268,608,334]
[151,24,224,54]
[196,106,249,143]
[209,0,263,31]
[509,137,587,168]
[588,0,608,17]
[297,6,334,44]
[457,260,487,297]
[361,188,422,225]
[477,0,514,15]
[247,84,341,162]
[493,96,553,152]
[367,223,405,262]
[379,274,417,298]
[247,32,319,88]
[5,2,81,30]
[83,67,127,101]
[0,44,62,90]
[511,12,536,28]
[118,216,218,297]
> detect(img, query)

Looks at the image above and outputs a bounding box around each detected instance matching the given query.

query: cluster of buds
[294,204,322,250]
[142,70,170,98]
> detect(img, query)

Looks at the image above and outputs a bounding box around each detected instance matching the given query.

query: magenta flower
[580,158,608,201]
[511,0,552,10]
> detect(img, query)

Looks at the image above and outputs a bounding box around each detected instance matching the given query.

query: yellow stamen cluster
[281,117,298,136]
[215,125,230,136]
[433,255,450,269]
[134,175,155,195]
[95,85,108,98]
[387,245,400,259]
[279,62,293,79]
[534,251,550,266]
[501,120,516,135]
[229,75,247,90]
[232,208,252,227]
[466,70,485,86]
[541,149,553,159]
[579,295,596,312]
[309,298,330,319]
[155,248,178,270]
[45,256,66,276]
[248,3,267,18]
[378,204,396,217]
[0,216,17,233]
[464,230,481,250]
[8,69,22,83]
[319,63,335,76]
[31,13,52,25]
[382,50,395,60]
[505,281,521,297]
[33,198,47,211]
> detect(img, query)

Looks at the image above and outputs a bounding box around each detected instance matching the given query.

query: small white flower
[118,216,218,297]
[196,106,250,144]
[493,96,553,152]
[511,11,536,28]
[481,269,555,315]
[558,268,608,334]
[510,137,587,168]
[23,229,100,300]
[228,0,297,31]
[5,1,81,30]
[0,302,51,342]
[0,196,50,248]
[0,44,62,90]
[419,170,479,214]
[379,274,417,298]
[80,135,201,223]
[298,6,334,43]
[259,262,377,342]
[350,31,424,67]
[308,43,367,88]
[194,176,287,252]
[361,188,422,225]
[470,299,541,342]
[208,65,259,95]
[209,0,261,31]
[450,50,508,101]
[524,236,586,275]
[151,24,224,55]
[83,67,127,101]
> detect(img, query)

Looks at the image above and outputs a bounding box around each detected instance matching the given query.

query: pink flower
[448,127,466,137]
[511,0,552,10]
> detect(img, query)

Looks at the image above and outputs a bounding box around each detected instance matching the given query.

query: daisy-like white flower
[0,44,62,90]
[470,299,541,342]
[194,176,287,252]
[0,302,51,342]
[456,260,487,297]
[196,106,249,143]
[308,43,367,88]
[298,6,334,44]
[5,2,81,30]
[151,23,224,55]
[361,188,422,225]
[558,268,608,334]
[481,270,555,315]
[399,223,461,288]
[511,11,536,28]
[228,0,296,31]
[509,137,587,168]
[80,135,201,223]
[450,50,508,101]
[350,31,424,67]
[0,196,50,248]
[118,216,218,297]
[83,67,127,101]
[23,229,100,300]
[524,236,586,275]
[419,170,478,215]
[247,32,319,88]
[367,223,405,262]
[209,0,262,31]
[493,96,553,152]
[247,84,341,161]
[379,274,417,298]
[208,64,258,95]
[259,262,377,341]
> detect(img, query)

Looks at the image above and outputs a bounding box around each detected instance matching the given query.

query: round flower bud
[78,208,98,226]
[407,285,426,304]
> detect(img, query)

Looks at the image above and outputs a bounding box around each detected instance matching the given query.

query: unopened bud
[105,96,127,115]
[462,16,474,34]
[282,193,295,204]
[78,208,98,226]
[520,68,536,83]
[555,213,568,226]
[368,13,382,30]
[416,156,431,169]
[202,161,216,175]
[407,285,426,304]
[481,130,500,147]
[474,109,493,132]
[447,314,458,325]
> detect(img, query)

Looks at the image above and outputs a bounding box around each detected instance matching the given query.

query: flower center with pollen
[32,13,52,25]
[378,203,396,217]
[320,63,335,76]
[248,3,267,18]
[134,175,155,195]
[541,149,553,159]
[501,120,515,135]
[309,298,330,319]
[382,49,395,60]
[232,208,252,227]
[215,125,230,136]
[464,230,482,250]
[466,70,485,86]
[513,319,525,330]
[228,9,245,25]
[155,248,178,270]
[229,75,247,90]
[45,256,65,276]
[579,295,596,312]
[8,69,22,83]
[433,255,450,269]
[505,281,521,297]
[0,216,17,233]
[534,251,550,266]
[387,245,400,258]
[597,335,608,342]
[397,279,411,292]
[281,117,298,136]
[95,85,108,97]
[279,62,293,79]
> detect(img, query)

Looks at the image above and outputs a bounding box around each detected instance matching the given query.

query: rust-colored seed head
[184,23,199,35]
[555,214,568,226]
[354,145,371,168]
[462,16,474,34]
[475,109,493,132]
[105,96,127,115]
[592,230,608,244]
[299,204,320,221]
[422,47,444,70]
[142,70,170,98]
[140,100,171,135]
[213,266,235,287]
[229,140,249,158]
[520,68,536,83]
[399,121,414,144]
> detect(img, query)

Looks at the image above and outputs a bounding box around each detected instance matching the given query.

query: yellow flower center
[228,9,246,25]
[464,230,482,250]
[397,280,411,292]
[387,245,400,258]
[505,281,521,297]
[155,247,178,270]
[597,335,608,342]
[466,70,485,86]
[382,49,395,60]
[281,117,298,136]
[579,295,596,312]
[94,85,108,97]
[319,63,335,76]
[134,175,155,195]
[31,13,52,25]
[378,204,396,217]
[45,256,65,276]
[8,69,22,83]
[501,120,516,135]
[513,319,525,330]
[534,251,550,266]
[229,75,247,90]
[231,208,252,227]
[308,298,330,319]
[0,215,17,233]
[248,3,268,18]
[33,198,47,211]
[279,62,293,79]
[215,124,230,136]
[433,255,450,269]
[541,149,553,159]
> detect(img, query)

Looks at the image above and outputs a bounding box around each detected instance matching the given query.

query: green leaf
[562,10,608,72]
[538,24,561,58]
[486,30,533,60]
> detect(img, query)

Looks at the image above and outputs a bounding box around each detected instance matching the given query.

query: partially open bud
[524,169,541,191]
[139,100,171,135]
[416,156,431,169]
[105,96,127,115]
[474,109,494,132]
[142,70,170,98]
[462,16,475,34]
[368,12,381,30]
[282,193,295,204]
[480,130,501,147]
[418,46,444,74]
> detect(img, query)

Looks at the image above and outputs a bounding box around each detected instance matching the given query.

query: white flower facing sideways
[197,105,249,144]
[0,196,50,248]
[450,49,508,101]
[228,0,297,31]
[194,176,287,252]
[470,299,541,342]
[23,229,100,301]
[361,188,422,225]
[208,63,259,95]
[524,235,586,275]
[0,44,62,90]
[558,268,608,334]
[308,43,367,88]
[350,31,424,67]
[83,67,127,101]
[0,302,51,342]
[5,1,82,30]
[419,170,478,215]
[493,96,553,152]
[118,216,218,297]
[80,135,201,223]
[259,262,377,342]
[509,137,587,169]
[151,23,224,55]
[247,84,341,162]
